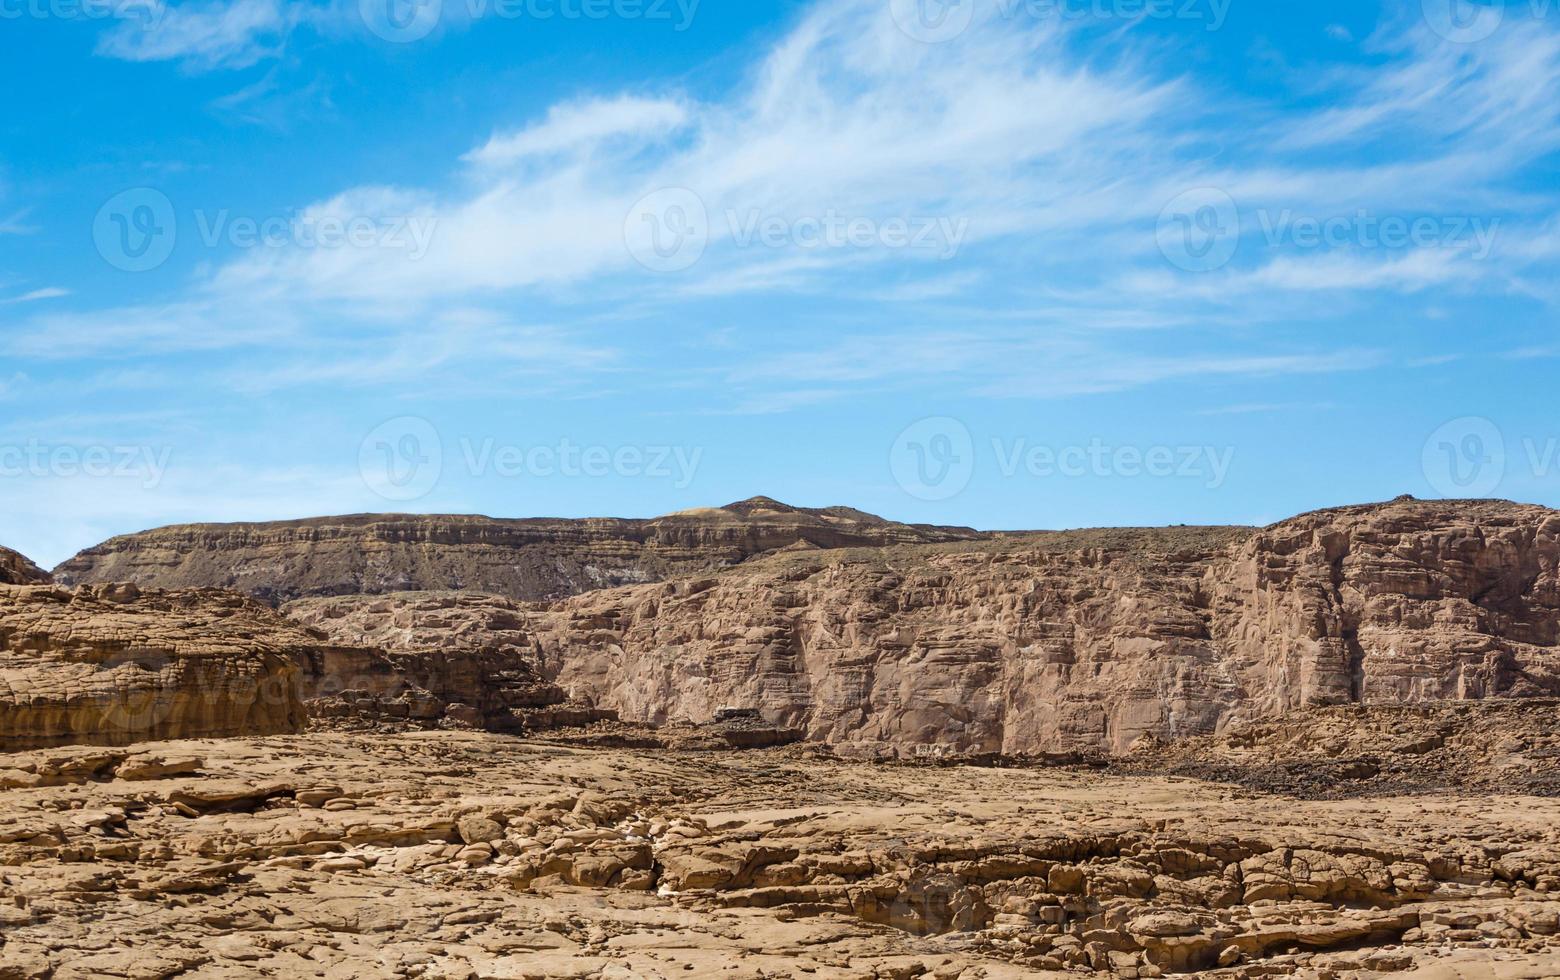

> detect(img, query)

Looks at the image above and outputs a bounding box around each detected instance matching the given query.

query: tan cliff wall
[513,499,1559,756]
[285,592,608,731]
[24,498,1559,757]
[1210,500,1560,719]
[51,499,982,605]
[0,585,308,750]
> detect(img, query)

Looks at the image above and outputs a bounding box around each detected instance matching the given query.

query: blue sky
[2,0,1558,566]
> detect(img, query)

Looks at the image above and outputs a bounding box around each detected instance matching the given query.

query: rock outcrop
[0,546,48,586]
[0,728,1556,978]
[292,498,1560,758]
[285,591,611,733]
[0,584,309,750]
[52,497,983,604]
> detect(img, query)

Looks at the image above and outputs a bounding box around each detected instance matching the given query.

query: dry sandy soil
[1,730,1557,980]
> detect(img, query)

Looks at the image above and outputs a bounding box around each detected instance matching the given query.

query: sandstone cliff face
[284,591,609,732]
[1210,500,1560,721]
[0,584,308,750]
[0,547,48,586]
[52,498,981,605]
[292,499,1560,757]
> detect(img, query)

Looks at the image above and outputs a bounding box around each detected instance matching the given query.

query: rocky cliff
[0,584,309,750]
[291,498,1560,757]
[0,546,49,586]
[285,591,611,732]
[53,498,982,604]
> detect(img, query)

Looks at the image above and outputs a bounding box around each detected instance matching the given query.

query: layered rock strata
[291,498,1560,757]
[0,585,308,749]
[53,497,982,604]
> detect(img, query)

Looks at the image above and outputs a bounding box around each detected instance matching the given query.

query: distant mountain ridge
[50,497,985,604]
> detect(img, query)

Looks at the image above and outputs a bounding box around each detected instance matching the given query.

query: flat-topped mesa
[53,498,984,605]
[0,545,49,585]
[0,584,310,750]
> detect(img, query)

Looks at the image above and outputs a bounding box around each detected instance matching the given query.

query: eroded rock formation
[291,498,1560,757]
[52,497,981,604]
[0,546,48,586]
[0,724,1556,978]
[0,584,308,749]
[286,591,611,733]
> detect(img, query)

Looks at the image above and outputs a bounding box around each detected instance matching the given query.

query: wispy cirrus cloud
[24,0,1560,414]
[97,0,307,70]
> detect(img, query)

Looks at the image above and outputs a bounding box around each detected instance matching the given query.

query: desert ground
[2,722,1558,979]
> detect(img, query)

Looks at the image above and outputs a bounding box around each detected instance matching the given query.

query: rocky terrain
[3,495,1560,977]
[0,546,48,587]
[289,497,1560,758]
[0,727,1557,979]
[1122,698,1560,798]
[51,498,982,604]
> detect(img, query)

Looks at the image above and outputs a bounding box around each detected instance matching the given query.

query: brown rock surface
[0,585,309,750]
[52,497,982,604]
[0,546,48,586]
[0,728,1555,978]
[1125,698,1560,797]
[289,498,1560,758]
[284,590,613,733]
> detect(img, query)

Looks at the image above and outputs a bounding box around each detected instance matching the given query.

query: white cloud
[31,0,1560,414]
[2,288,70,304]
[97,0,302,71]
[465,97,692,168]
